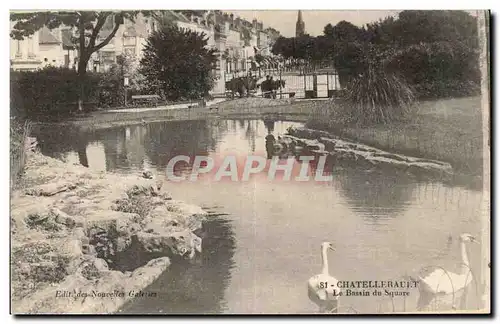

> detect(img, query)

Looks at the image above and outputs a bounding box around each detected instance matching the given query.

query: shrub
[339,66,415,125]
[97,53,149,108]
[10,67,101,119]
[139,23,218,101]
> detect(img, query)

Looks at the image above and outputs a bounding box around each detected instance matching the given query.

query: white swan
[414,233,478,310]
[307,242,340,313]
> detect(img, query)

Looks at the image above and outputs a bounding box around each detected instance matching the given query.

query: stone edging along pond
[279,127,454,177]
[11,151,208,314]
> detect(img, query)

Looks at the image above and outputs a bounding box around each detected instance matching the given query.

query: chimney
[252,19,258,30]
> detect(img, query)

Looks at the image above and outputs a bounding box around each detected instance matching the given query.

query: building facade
[10,13,152,72]
[10,11,280,93]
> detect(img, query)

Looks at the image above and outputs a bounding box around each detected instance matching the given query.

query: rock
[73,228,87,240]
[50,208,84,228]
[115,237,132,253]
[165,200,207,217]
[136,229,201,259]
[319,137,338,151]
[82,244,97,256]
[304,140,325,152]
[135,232,172,254]
[18,262,32,275]
[90,257,109,272]
[86,210,139,234]
[59,239,83,260]
[185,215,204,232]
[30,261,63,282]
[142,256,171,269]
[24,212,63,232]
[25,182,77,197]
[310,149,329,156]
[287,127,454,178]
[142,170,153,179]
[126,184,160,198]
[144,214,179,231]
[64,196,82,205]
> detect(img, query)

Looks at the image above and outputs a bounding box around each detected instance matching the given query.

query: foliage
[10,67,101,118]
[10,10,149,109]
[10,11,147,69]
[139,23,218,101]
[271,11,480,100]
[10,119,32,188]
[97,53,147,107]
[341,68,415,125]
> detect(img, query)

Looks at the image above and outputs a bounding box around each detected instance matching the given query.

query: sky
[231,10,401,37]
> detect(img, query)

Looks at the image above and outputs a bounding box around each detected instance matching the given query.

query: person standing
[262,75,271,98]
[265,132,276,159]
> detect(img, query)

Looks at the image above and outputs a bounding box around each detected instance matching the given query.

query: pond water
[33,118,487,314]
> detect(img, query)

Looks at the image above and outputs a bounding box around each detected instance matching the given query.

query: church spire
[296,10,305,37]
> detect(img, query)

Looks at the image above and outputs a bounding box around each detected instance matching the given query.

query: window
[124,47,136,56]
[100,51,116,64]
[123,36,136,47]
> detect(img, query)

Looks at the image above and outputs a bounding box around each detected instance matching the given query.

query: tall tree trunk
[77,18,87,113]
[77,59,87,112]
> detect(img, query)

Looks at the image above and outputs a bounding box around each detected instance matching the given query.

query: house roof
[39,26,60,45]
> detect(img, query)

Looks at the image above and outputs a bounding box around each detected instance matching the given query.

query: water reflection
[119,217,237,314]
[263,119,275,134]
[33,124,96,167]
[31,118,486,314]
[335,169,417,222]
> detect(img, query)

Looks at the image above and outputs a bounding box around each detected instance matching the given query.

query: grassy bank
[306,96,484,176]
[10,119,32,189]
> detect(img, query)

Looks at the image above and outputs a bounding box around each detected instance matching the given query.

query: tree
[323,21,368,87]
[139,23,218,101]
[10,10,147,111]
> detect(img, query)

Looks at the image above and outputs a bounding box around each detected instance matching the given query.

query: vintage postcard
[9,9,490,314]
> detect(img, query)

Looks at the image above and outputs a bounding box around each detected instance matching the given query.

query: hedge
[10,67,129,119]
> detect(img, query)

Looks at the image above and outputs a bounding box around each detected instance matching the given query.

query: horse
[262,79,286,98]
[225,76,259,98]
[272,79,286,90]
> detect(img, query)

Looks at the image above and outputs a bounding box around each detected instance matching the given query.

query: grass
[306,96,484,176]
[10,119,32,189]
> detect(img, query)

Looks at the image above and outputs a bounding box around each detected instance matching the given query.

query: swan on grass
[414,233,479,310]
[307,242,340,313]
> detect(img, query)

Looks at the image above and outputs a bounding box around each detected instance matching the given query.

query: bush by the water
[10,67,101,119]
[341,70,415,125]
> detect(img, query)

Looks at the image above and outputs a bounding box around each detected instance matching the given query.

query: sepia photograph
[8,7,491,315]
